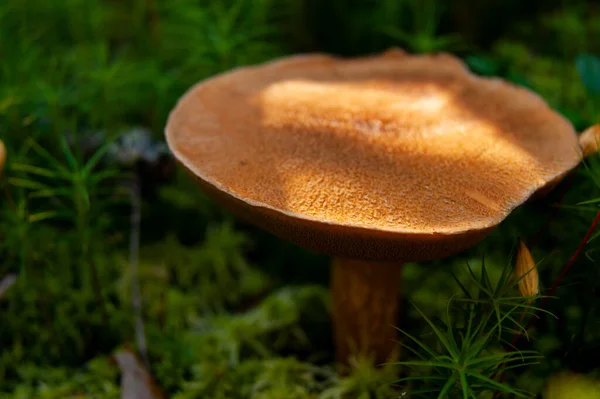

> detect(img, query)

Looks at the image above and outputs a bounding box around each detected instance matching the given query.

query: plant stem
[89,257,109,328]
[131,174,149,369]
[78,195,109,328]
[494,209,600,398]
[146,0,160,47]
[525,209,600,332]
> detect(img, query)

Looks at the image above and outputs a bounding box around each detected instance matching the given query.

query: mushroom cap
[165,49,581,262]
[579,124,600,157]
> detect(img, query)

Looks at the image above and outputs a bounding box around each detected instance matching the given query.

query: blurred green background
[1,0,600,398]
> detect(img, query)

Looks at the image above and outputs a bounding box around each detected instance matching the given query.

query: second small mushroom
[165,49,582,366]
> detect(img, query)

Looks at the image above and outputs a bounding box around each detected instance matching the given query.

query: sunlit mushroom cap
[166,49,581,262]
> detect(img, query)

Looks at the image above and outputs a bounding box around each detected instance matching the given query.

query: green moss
[2,0,600,397]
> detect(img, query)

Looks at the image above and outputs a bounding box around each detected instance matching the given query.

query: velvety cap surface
[165,49,581,261]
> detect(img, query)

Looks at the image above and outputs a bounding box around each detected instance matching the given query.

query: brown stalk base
[331,257,403,367]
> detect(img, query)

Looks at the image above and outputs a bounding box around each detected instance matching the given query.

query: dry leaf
[0,274,16,300]
[113,349,165,399]
[514,239,539,302]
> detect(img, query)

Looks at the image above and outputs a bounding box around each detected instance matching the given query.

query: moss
[2,0,600,397]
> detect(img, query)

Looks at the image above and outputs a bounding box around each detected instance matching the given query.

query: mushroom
[165,49,582,366]
[578,124,600,157]
[0,139,6,175]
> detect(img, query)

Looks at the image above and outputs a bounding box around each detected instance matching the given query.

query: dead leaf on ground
[0,274,17,300]
[112,348,165,399]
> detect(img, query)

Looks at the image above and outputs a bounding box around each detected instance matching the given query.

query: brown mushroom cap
[579,124,600,157]
[165,49,581,262]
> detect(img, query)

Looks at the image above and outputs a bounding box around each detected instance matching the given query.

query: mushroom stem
[331,257,402,366]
